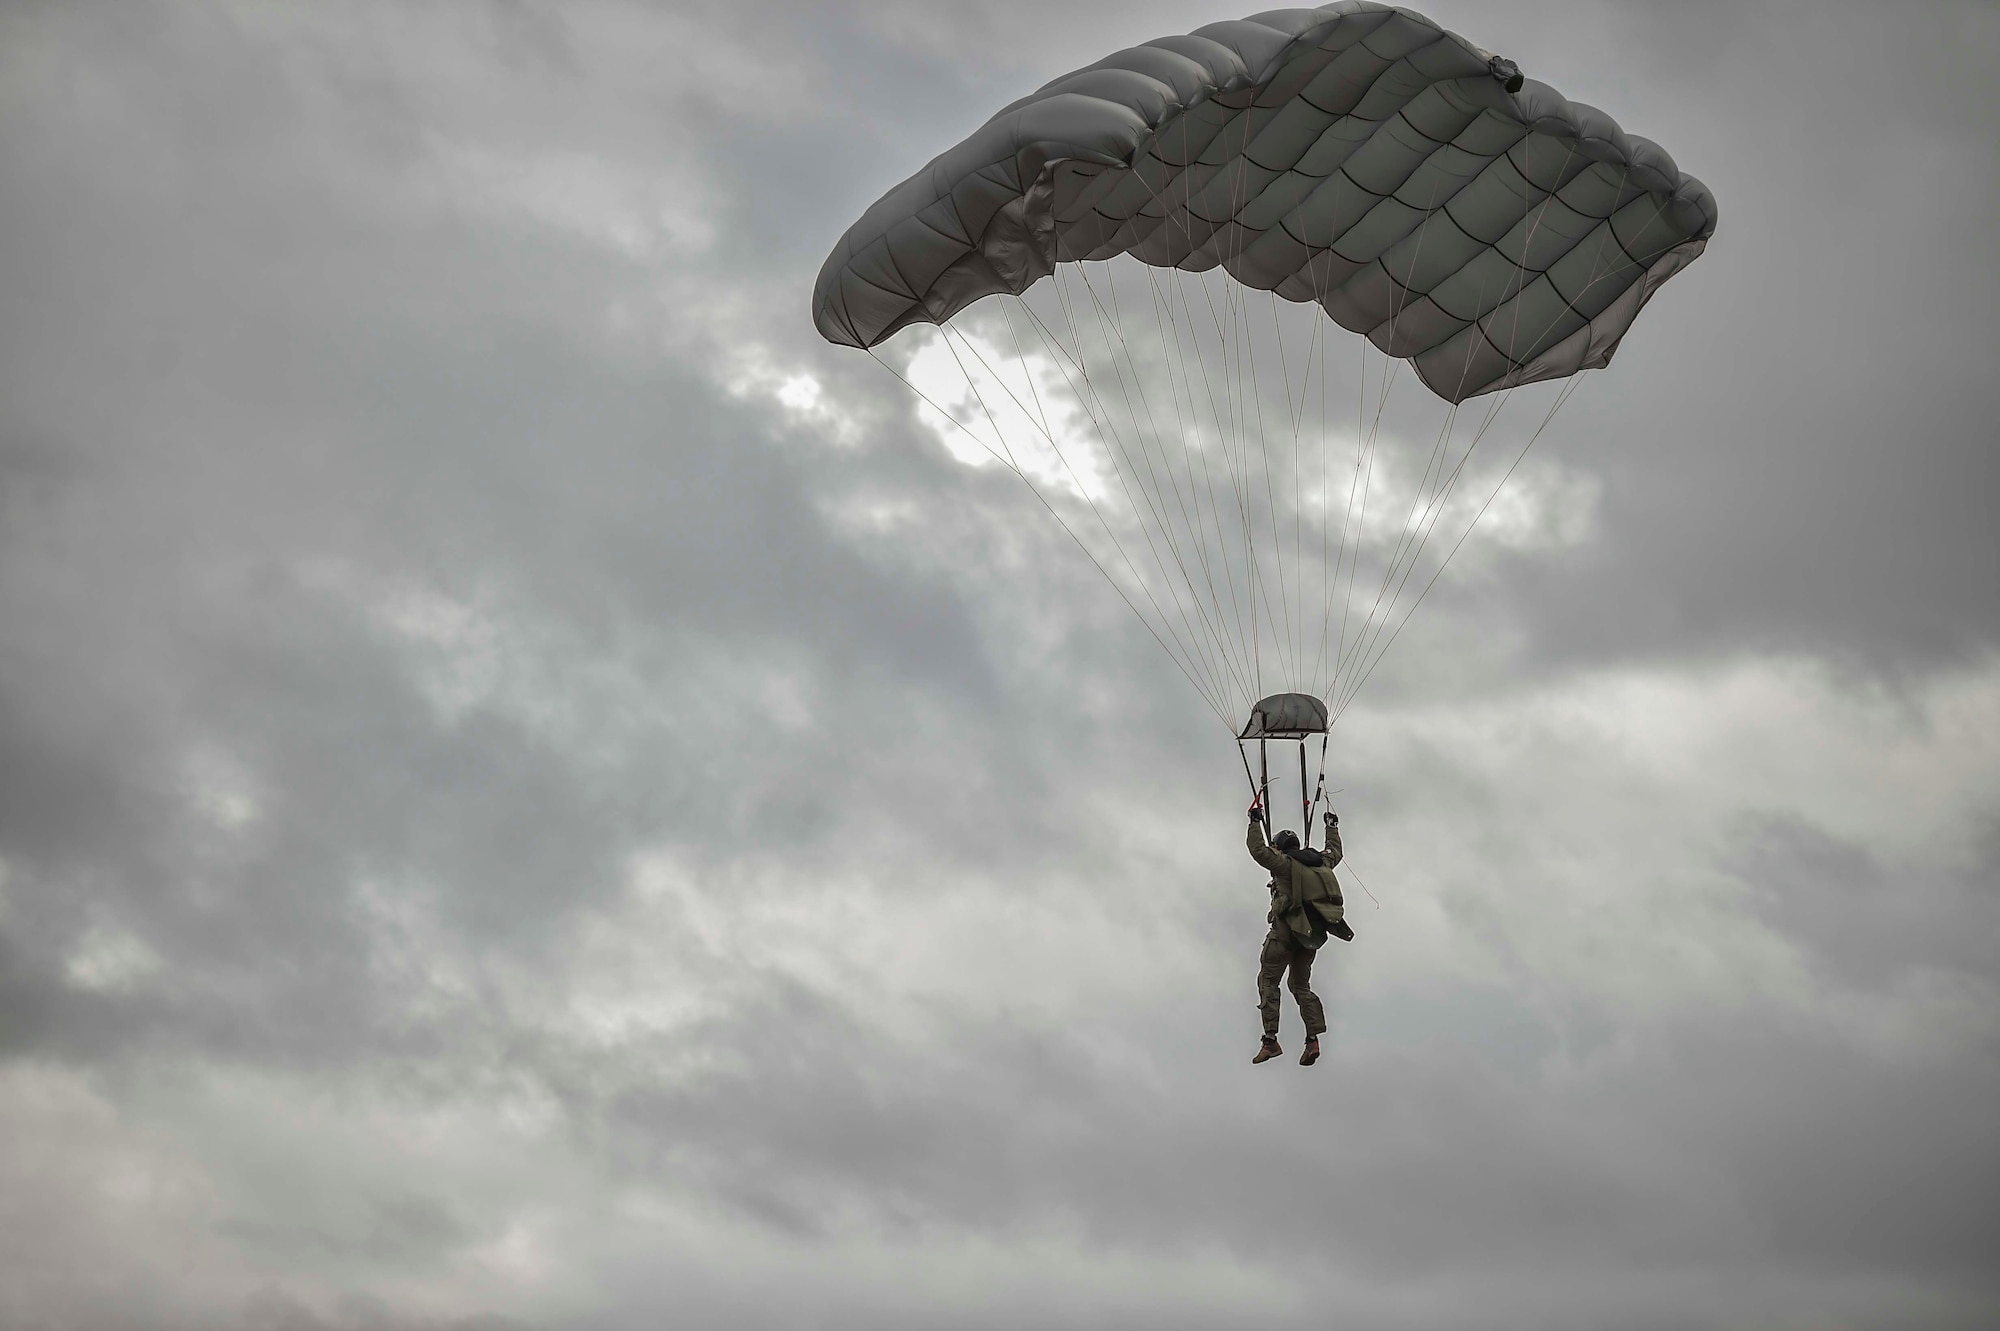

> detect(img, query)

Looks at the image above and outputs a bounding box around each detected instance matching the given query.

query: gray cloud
[1,1,1995,1328]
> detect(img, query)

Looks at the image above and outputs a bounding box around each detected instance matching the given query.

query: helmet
[1272,829,1300,852]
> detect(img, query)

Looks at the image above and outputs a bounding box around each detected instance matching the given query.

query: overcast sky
[2,2,1996,1328]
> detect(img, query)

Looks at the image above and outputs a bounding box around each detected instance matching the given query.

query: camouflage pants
[1258,930,1325,1038]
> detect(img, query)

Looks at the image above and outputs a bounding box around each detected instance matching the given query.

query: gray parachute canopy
[813,1,1715,402]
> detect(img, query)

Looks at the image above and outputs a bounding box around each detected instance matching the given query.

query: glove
[1324,809,1339,825]
[1248,799,1264,822]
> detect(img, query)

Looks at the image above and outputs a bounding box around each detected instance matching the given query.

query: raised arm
[1321,811,1344,867]
[1246,810,1288,871]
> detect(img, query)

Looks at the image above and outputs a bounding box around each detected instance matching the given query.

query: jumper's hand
[1248,797,1264,822]
[1324,809,1339,826]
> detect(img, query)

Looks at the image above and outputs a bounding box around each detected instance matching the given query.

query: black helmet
[1272,829,1300,852]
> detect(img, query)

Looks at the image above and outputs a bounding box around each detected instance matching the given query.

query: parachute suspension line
[1336,177,1664,715]
[1104,266,1273,720]
[1332,394,1503,709]
[938,324,1234,723]
[1154,264,1258,698]
[1137,117,1257,688]
[1021,274,1232,709]
[1059,125,1644,730]
[1336,173,1448,703]
[937,325,1018,449]
[1269,286,1319,695]
[1233,120,1306,700]
[1192,271,1262,703]
[1326,276,1434,709]
[1205,273,1251,693]
[995,294,1056,442]
[1332,373,1585,722]
[1306,169,1357,700]
[1209,109,1251,690]
[993,295,1207,661]
[1307,280,1328,703]
[1331,175,1663,718]
[865,343,1200,712]
[1264,288,1299,691]
[1139,265,1259,710]
[1307,732,1330,828]
[1297,296,1328,699]
[1327,167,1489,706]
[866,346,1012,472]
[1324,160,1659,719]
[1332,397,1465,705]
[1341,355,1463,692]
[813,14,1721,759]
[1239,288,1294,696]
[1265,289,1303,690]
[1245,268,1298,696]
[1131,154,1267,691]
[1048,269,1242,712]
[1327,240,1522,706]
[1342,859,1381,909]
[1309,300,1331,697]
[1331,281,1515,708]
[1032,281,1248,715]
[1283,253,1324,699]
[1218,106,1281,700]
[1318,330,1369,712]
[1343,341,1404,686]
[973,301,1245,719]
[1175,260,1278,704]
[893,334,1236,733]
[1176,316,1251,680]
[1073,264,1252,713]
[1316,236,1338,708]
[1157,157,1284,707]
[1143,271,1263,721]
[1009,288,1239,705]
[1335,349,1395,694]
[1317,265,1333,705]
[1331,172,1670,716]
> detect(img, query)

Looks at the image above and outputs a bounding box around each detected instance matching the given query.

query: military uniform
[1247,817,1345,1040]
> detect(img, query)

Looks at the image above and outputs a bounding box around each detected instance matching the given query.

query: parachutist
[1246,807,1350,1066]
[822,8,1714,1026]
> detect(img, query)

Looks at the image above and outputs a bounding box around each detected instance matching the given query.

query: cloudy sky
[2,2,1996,1328]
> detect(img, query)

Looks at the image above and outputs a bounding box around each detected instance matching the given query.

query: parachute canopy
[813,1,1715,402]
[1241,692,1330,739]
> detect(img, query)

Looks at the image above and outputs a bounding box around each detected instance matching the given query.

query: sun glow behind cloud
[903,327,1108,501]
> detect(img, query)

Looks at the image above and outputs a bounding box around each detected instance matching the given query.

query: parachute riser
[1260,739,1270,839]
[1299,740,1309,847]
[1240,691,1327,844]
[1306,732,1330,832]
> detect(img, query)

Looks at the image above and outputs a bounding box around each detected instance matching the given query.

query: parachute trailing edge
[812,0,1715,402]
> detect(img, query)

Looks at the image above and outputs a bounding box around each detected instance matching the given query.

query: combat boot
[1252,1037,1282,1064]
[1300,1035,1321,1066]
